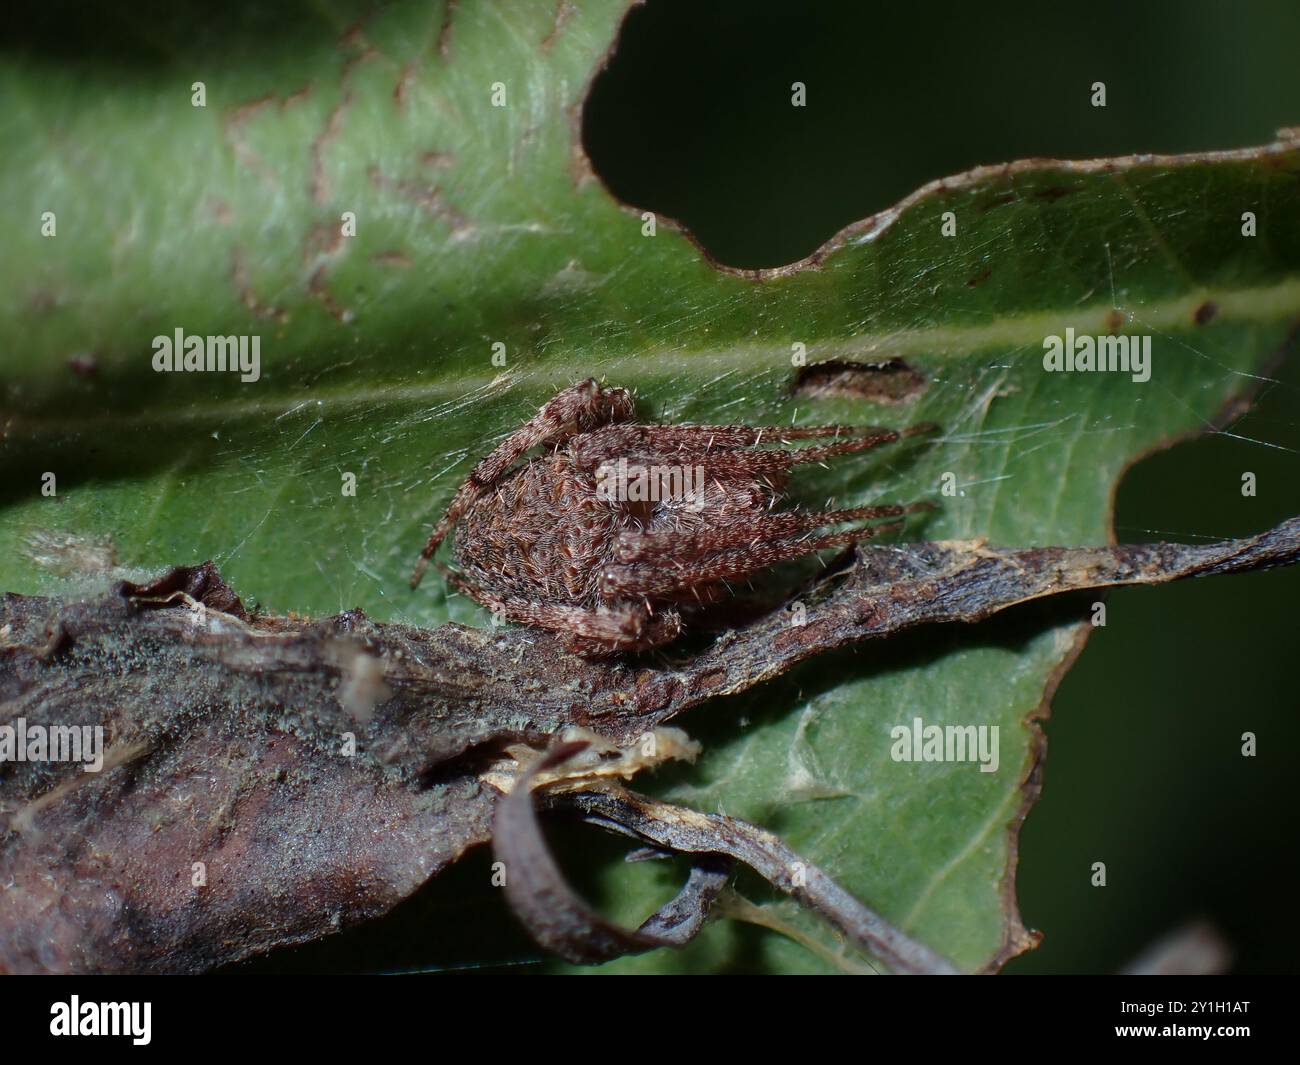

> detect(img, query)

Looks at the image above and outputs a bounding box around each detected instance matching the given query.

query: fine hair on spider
[412,379,936,655]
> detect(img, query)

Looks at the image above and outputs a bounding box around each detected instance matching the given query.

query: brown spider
[411,379,934,655]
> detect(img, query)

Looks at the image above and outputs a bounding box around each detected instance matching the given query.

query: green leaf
[3,0,1298,972]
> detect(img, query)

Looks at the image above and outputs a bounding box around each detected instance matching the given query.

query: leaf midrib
[8,277,1298,438]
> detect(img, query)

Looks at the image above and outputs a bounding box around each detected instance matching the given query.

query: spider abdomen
[415,380,932,653]
[455,452,621,607]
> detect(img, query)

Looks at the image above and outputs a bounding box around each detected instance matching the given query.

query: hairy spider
[411,379,934,654]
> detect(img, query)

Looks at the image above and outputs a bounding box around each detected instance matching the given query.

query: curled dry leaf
[2,516,1298,972]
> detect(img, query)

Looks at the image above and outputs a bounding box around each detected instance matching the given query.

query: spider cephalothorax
[411,379,933,654]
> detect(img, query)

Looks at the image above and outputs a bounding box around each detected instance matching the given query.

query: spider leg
[563,607,683,655]
[615,502,932,564]
[443,566,680,654]
[614,422,937,478]
[411,379,635,588]
[601,520,906,599]
[573,422,888,456]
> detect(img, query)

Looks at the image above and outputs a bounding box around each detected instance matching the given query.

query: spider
[410,379,934,655]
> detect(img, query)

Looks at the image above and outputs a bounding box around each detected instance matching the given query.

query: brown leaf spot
[282,83,312,109]
[231,250,288,323]
[370,250,412,268]
[205,196,235,226]
[309,266,354,324]
[394,62,415,109]
[542,0,577,52]
[302,221,345,265]
[221,95,278,184]
[437,0,458,59]
[369,166,472,236]
[311,94,353,205]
